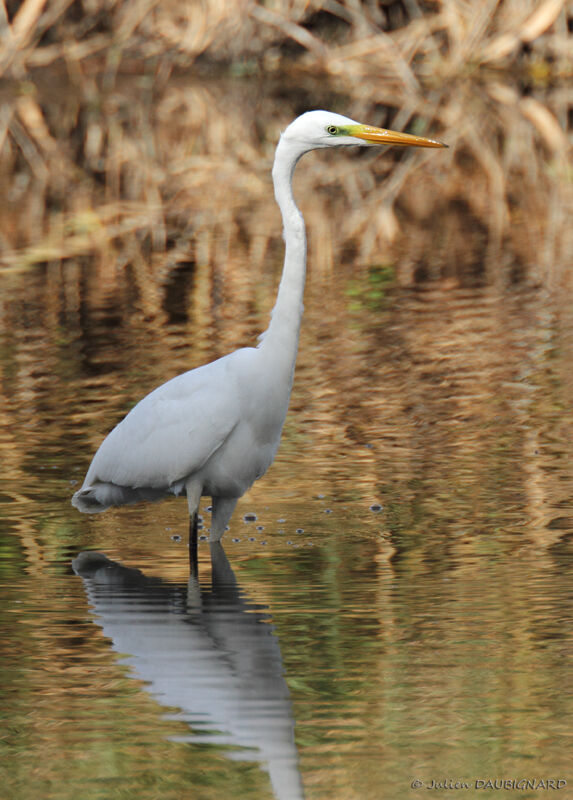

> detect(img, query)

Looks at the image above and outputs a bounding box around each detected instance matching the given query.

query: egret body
[72,110,446,548]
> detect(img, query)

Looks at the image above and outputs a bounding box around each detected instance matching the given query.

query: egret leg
[210,496,239,542]
[189,512,198,577]
[185,479,202,577]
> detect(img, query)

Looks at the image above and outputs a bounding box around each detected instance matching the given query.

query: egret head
[281,109,447,154]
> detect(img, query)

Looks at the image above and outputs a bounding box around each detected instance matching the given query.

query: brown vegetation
[0,0,571,294]
[1,13,572,797]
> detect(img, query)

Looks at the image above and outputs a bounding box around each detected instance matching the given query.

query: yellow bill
[349,124,447,149]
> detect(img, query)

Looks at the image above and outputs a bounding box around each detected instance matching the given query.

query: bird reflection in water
[73,544,305,800]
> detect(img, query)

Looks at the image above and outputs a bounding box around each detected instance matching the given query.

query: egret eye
[326,125,338,135]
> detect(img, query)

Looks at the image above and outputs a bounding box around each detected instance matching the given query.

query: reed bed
[0,0,571,295]
[1,1,571,81]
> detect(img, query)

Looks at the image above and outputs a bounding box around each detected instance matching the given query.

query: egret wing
[84,355,242,491]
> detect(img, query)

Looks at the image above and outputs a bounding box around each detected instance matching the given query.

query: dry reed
[0,0,571,293]
[1,1,571,81]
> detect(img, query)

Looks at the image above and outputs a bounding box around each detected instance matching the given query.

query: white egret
[72,110,446,553]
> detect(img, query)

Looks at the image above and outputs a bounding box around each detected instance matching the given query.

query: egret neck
[259,135,307,382]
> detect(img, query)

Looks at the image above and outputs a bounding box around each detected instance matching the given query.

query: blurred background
[1,2,572,799]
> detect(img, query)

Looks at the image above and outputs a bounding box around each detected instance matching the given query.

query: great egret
[72,110,446,553]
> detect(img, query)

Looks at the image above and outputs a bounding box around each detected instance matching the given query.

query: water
[2,270,572,799]
[1,82,573,799]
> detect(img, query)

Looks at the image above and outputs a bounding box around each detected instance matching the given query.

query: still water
[1,266,572,799]
[1,77,572,799]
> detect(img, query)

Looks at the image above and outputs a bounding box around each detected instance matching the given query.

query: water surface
[1,79,572,800]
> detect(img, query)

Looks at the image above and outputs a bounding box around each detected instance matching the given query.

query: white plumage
[73,110,446,542]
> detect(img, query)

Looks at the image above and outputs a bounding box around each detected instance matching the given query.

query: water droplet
[296,528,304,534]
[277,517,286,523]
[248,537,256,542]
[243,512,257,522]
[256,525,264,531]
[369,503,383,513]
[171,535,181,542]
[325,508,332,514]
[316,494,325,499]
[232,538,240,543]
[199,534,208,541]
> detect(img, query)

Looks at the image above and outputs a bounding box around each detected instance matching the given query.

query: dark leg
[189,512,198,577]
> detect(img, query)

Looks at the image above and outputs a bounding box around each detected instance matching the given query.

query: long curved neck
[259,136,307,373]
